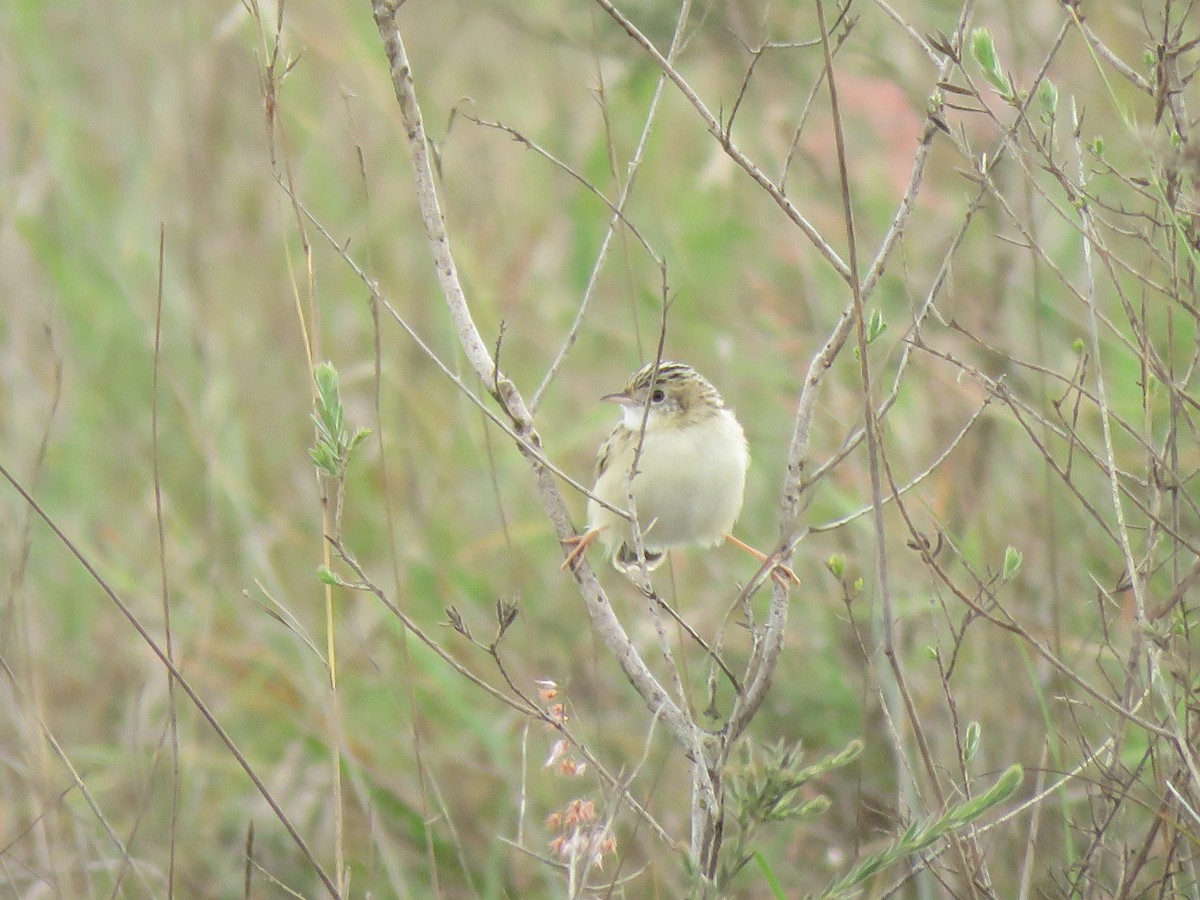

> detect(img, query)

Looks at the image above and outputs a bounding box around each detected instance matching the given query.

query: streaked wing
[595,425,621,479]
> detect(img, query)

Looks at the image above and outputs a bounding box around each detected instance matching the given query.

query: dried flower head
[558,758,586,777]
[544,739,568,769]
[535,678,559,703]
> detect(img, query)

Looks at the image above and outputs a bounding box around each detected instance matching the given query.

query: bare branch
[369,0,695,745]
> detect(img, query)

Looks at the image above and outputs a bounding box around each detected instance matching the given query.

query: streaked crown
[608,361,727,421]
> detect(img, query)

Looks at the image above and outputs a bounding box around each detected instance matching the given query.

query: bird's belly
[591,416,748,552]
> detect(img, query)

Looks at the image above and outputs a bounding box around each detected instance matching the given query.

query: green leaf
[753,850,788,900]
[827,554,846,579]
[837,739,864,764]
[970,28,1013,99]
[317,565,339,586]
[309,443,338,475]
[794,795,832,818]
[867,308,887,343]
[314,361,340,405]
[1036,79,1058,119]
[309,362,368,480]
[820,765,1023,898]
[963,721,980,763]
[1003,545,1023,579]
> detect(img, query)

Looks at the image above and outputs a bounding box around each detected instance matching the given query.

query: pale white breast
[588,409,748,553]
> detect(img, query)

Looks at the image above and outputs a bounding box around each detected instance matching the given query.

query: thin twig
[0,461,341,898]
[590,0,852,283]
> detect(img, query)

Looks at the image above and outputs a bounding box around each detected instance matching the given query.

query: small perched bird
[563,360,797,584]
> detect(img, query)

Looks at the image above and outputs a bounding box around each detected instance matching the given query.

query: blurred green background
[2,0,1196,897]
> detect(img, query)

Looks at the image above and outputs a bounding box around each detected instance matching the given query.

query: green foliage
[817,766,1024,898]
[1037,79,1058,123]
[853,309,887,360]
[309,362,371,479]
[962,721,981,765]
[867,308,887,344]
[754,850,789,900]
[969,28,1014,101]
[724,739,863,889]
[1002,545,1023,580]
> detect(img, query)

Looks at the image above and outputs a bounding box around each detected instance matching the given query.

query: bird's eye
[650,389,666,403]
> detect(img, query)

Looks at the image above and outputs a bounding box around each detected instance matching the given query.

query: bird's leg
[724,534,800,587]
[561,526,606,572]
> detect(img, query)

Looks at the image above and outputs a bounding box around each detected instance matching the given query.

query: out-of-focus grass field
[2,0,1197,897]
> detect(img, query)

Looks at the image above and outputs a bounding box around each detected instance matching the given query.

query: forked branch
[368,0,696,747]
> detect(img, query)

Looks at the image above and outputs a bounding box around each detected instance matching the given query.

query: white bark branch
[369,0,696,743]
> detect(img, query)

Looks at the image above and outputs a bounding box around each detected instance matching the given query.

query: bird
[562,360,797,585]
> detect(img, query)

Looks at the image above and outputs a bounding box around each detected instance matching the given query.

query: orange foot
[561,527,604,572]
[725,534,800,588]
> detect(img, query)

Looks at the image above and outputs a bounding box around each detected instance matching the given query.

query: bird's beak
[600,391,636,405]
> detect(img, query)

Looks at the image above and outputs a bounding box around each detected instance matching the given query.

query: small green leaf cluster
[721,739,864,889]
[309,362,371,479]
[1002,545,1023,580]
[853,309,887,360]
[970,28,1014,101]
